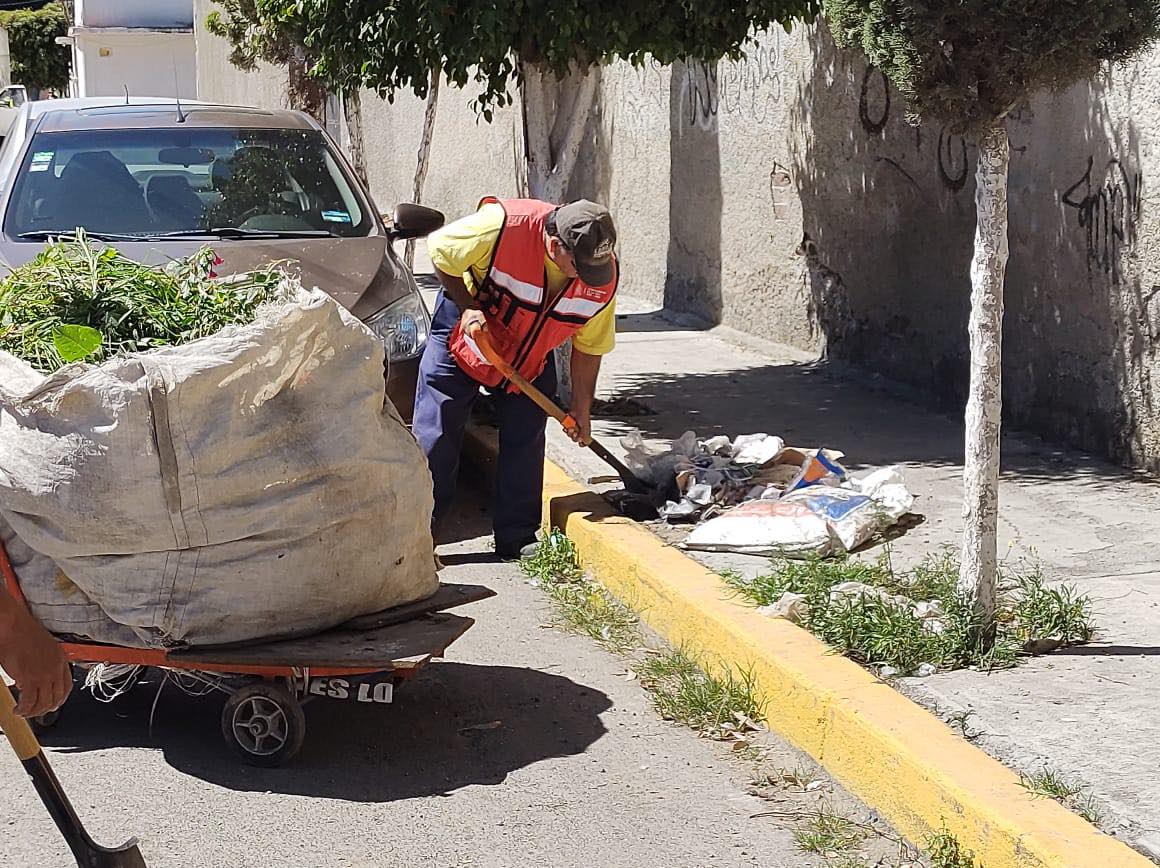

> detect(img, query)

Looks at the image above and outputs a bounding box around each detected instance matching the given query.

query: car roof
[26,98,320,133]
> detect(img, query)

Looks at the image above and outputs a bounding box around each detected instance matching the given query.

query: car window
[3,126,371,238]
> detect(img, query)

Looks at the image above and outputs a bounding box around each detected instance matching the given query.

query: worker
[0,586,72,717]
[414,198,619,560]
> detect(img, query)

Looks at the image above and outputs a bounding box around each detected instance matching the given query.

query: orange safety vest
[448,197,618,392]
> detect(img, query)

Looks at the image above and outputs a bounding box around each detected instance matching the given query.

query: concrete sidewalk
[540,297,1160,856]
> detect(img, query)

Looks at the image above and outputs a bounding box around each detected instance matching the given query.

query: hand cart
[0,540,493,767]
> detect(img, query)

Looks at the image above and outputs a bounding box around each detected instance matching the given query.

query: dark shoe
[495,538,540,561]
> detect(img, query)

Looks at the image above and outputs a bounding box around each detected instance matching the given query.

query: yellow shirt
[426,202,616,356]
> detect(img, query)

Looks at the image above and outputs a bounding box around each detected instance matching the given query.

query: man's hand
[460,307,487,337]
[568,348,602,447]
[566,409,592,445]
[0,607,71,718]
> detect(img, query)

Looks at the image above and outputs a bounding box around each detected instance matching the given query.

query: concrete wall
[192,11,1160,473]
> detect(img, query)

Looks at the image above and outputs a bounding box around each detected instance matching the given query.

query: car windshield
[3,126,370,239]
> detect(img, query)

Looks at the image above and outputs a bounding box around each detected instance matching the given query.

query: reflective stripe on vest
[447,197,617,391]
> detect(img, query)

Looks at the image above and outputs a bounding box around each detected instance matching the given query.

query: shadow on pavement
[594,355,1157,487]
[1052,644,1160,656]
[41,661,611,803]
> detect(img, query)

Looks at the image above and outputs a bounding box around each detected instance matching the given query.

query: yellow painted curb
[462,425,1145,867]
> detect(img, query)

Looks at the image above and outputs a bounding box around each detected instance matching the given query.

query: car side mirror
[387,203,444,241]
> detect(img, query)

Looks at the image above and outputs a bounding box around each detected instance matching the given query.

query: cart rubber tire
[221,683,306,767]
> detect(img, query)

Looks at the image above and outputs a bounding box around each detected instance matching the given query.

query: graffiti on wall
[680,60,719,131]
[1062,156,1143,285]
[677,31,790,132]
[857,66,971,194]
[607,59,668,157]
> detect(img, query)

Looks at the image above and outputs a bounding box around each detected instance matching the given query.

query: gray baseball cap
[552,200,617,286]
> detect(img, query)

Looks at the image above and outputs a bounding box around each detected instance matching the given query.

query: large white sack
[684,500,834,558]
[0,288,438,648]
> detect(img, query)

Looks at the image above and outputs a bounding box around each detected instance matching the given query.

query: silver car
[0,97,443,419]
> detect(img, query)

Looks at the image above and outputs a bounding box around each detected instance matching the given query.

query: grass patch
[1020,766,1104,826]
[925,828,977,868]
[635,649,762,737]
[520,529,639,653]
[793,806,863,855]
[723,549,1094,676]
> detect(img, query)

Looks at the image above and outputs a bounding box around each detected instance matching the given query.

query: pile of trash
[621,430,915,558]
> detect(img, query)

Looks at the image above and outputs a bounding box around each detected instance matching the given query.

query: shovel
[467,323,665,519]
[0,681,147,868]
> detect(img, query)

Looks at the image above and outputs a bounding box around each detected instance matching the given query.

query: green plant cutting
[0,230,287,372]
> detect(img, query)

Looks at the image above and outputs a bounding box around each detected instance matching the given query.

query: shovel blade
[606,490,661,521]
[80,839,147,868]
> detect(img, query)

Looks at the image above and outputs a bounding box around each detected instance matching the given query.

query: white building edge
[63,0,196,100]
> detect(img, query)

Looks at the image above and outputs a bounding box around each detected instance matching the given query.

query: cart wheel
[221,683,306,767]
[30,707,62,732]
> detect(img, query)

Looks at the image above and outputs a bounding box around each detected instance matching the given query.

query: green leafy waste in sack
[0,229,288,372]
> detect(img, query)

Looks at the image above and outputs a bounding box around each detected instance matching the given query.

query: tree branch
[405,69,441,269]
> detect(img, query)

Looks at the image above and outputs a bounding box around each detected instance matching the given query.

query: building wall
[77,0,194,30]
[75,30,196,99]
[192,10,1160,472]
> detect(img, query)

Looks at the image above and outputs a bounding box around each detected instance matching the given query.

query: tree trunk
[958,122,1010,632]
[518,61,599,203]
[343,88,368,186]
[405,70,441,270]
[518,61,601,405]
[287,47,327,122]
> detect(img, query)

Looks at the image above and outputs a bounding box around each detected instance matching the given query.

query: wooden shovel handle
[0,679,44,761]
[466,321,582,438]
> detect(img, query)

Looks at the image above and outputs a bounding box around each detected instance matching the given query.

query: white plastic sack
[781,466,914,552]
[852,466,915,520]
[780,487,881,552]
[684,500,833,558]
[0,288,438,648]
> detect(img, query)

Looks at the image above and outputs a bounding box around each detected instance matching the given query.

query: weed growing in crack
[1020,766,1105,827]
[793,805,863,855]
[520,529,638,653]
[635,649,762,736]
[925,828,977,868]
[521,529,761,738]
[1021,767,1081,801]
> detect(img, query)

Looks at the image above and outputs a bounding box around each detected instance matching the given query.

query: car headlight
[364,292,430,361]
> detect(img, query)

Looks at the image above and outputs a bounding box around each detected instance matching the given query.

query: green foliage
[0,231,286,372]
[824,0,1160,135]
[268,0,820,116]
[0,1,70,92]
[206,0,298,70]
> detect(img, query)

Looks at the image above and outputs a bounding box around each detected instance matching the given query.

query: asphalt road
[0,482,852,868]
